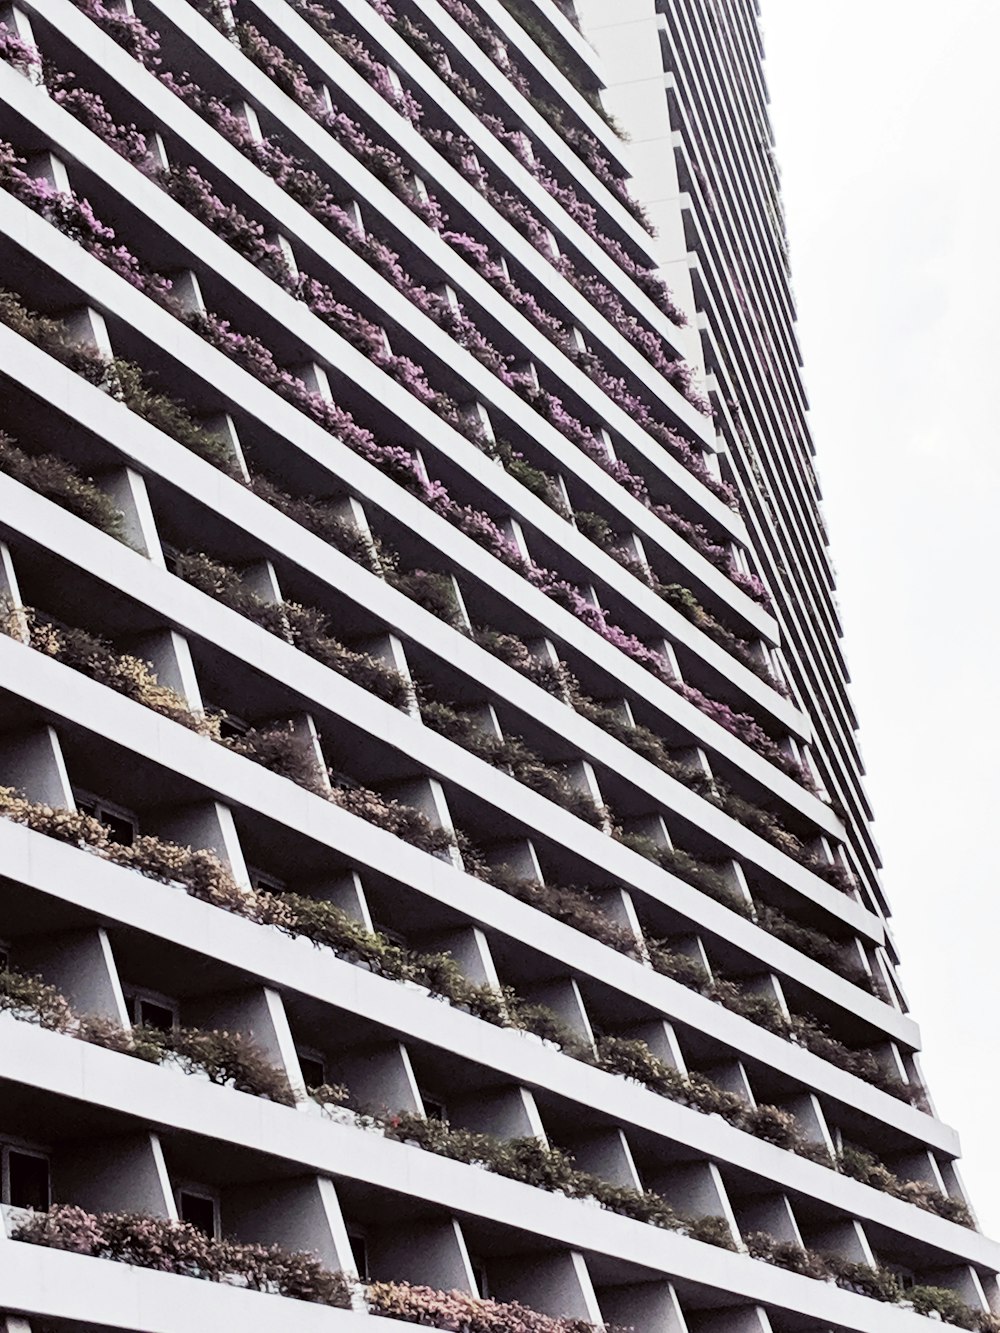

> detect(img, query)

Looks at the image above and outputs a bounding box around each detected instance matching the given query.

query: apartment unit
[0,0,992,1331]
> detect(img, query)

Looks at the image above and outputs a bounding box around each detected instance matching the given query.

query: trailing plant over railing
[0,792,962,1221]
[745,1234,996,1330]
[0,21,37,71]
[297,0,646,237]
[368,1108,733,1245]
[0,293,844,906]
[0,434,125,538]
[483,864,641,958]
[836,1144,972,1227]
[573,509,782,691]
[3,606,217,736]
[26,45,727,597]
[0,289,238,474]
[368,1281,607,1333]
[11,1202,612,1331]
[421,699,604,825]
[0,965,294,1102]
[13,1205,352,1305]
[175,550,412,709]
[0,140,170,303]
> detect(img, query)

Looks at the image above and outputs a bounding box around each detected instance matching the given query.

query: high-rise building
[0,0,993,1331]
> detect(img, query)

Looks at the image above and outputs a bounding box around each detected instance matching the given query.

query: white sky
[760,1,1000,1232]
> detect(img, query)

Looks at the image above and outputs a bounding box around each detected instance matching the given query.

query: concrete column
[703,1060,755,1104]
[0,725,75,806]
[63,305,114,361]
[147,799,251,886]
[599,1280,689,1333]
[18,926,129,1025]
[648,636,683,682]
[283,711,332,794]
[654,1160,741,1248]
[500,515,531,563]
[592,885,645,956]
[624,814,671,859]
[737,1193,803,1246]
[781,1091,835,1158]
[490,1250,603,1323]
[626,1018,688,1073]
[0,4,43,86]
[449,1086,546,1140]
[202,412,251,481]
[170,269,207,318]
[570,1128,643,1190]
[891,1148,947,1193]
[742,972,790,1019]
[370,1217,477,1293]
[96,467,164,564]
[361,634,418,716]
[127,628,204,711]
[229,99,263,142]
[526,977,596,1053]
[295,360,334,403]
[560,758,607,824]
[808,1218,875,1266]
[337,1040,423,1115]
[310,870,375,931]
[419,925,502,990]
[54,1131,175,1218]
[696,1308,773,1333]
[722,857,756,910]
[484,837,545,883]
[183,984,305,1101]
[143,129,170,173]
[463,400,496,446]
[226,1175,354,1272]
[0,541,28,641]
[384,775,463,870]
[25,150,70,194]
[446,573,473,631]
[924,1267,992,1312]
[266,231,298,281]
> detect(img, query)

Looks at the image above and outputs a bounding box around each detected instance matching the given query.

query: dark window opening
[178,1190,217,1238]
[8,1151,50,1211]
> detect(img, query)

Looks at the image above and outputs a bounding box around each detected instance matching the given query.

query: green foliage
[372,1109,731,1241]
[0,435,124,537]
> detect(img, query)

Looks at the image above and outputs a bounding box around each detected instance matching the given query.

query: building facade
[0,0,993,1331]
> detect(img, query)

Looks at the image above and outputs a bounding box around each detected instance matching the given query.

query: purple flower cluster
[0,140,171,303]
[30,22,789,772]
[0,22,39,71]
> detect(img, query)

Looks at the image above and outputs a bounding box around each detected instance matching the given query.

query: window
[137,998,176,1032]
[420,1092,447,1122]
[373,921,407,950]
[2,1147,50,1211]
[347,1230,369,1280]
[470,1259,490,1298]
[75,792,137,846]
[177,1187,219,1239]
[249,867,287,895]
[298,1051,326,1091]
[124,989,178,1032]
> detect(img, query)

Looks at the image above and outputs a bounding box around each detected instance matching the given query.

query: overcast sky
[759,2,1000,1232]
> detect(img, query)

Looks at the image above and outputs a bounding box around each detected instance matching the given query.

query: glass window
[7,1150,50,1211]
[137,998,176,1032]
[347,1230,369,1280]
[178,1189,218,1238]
[298,1053,326,1090]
